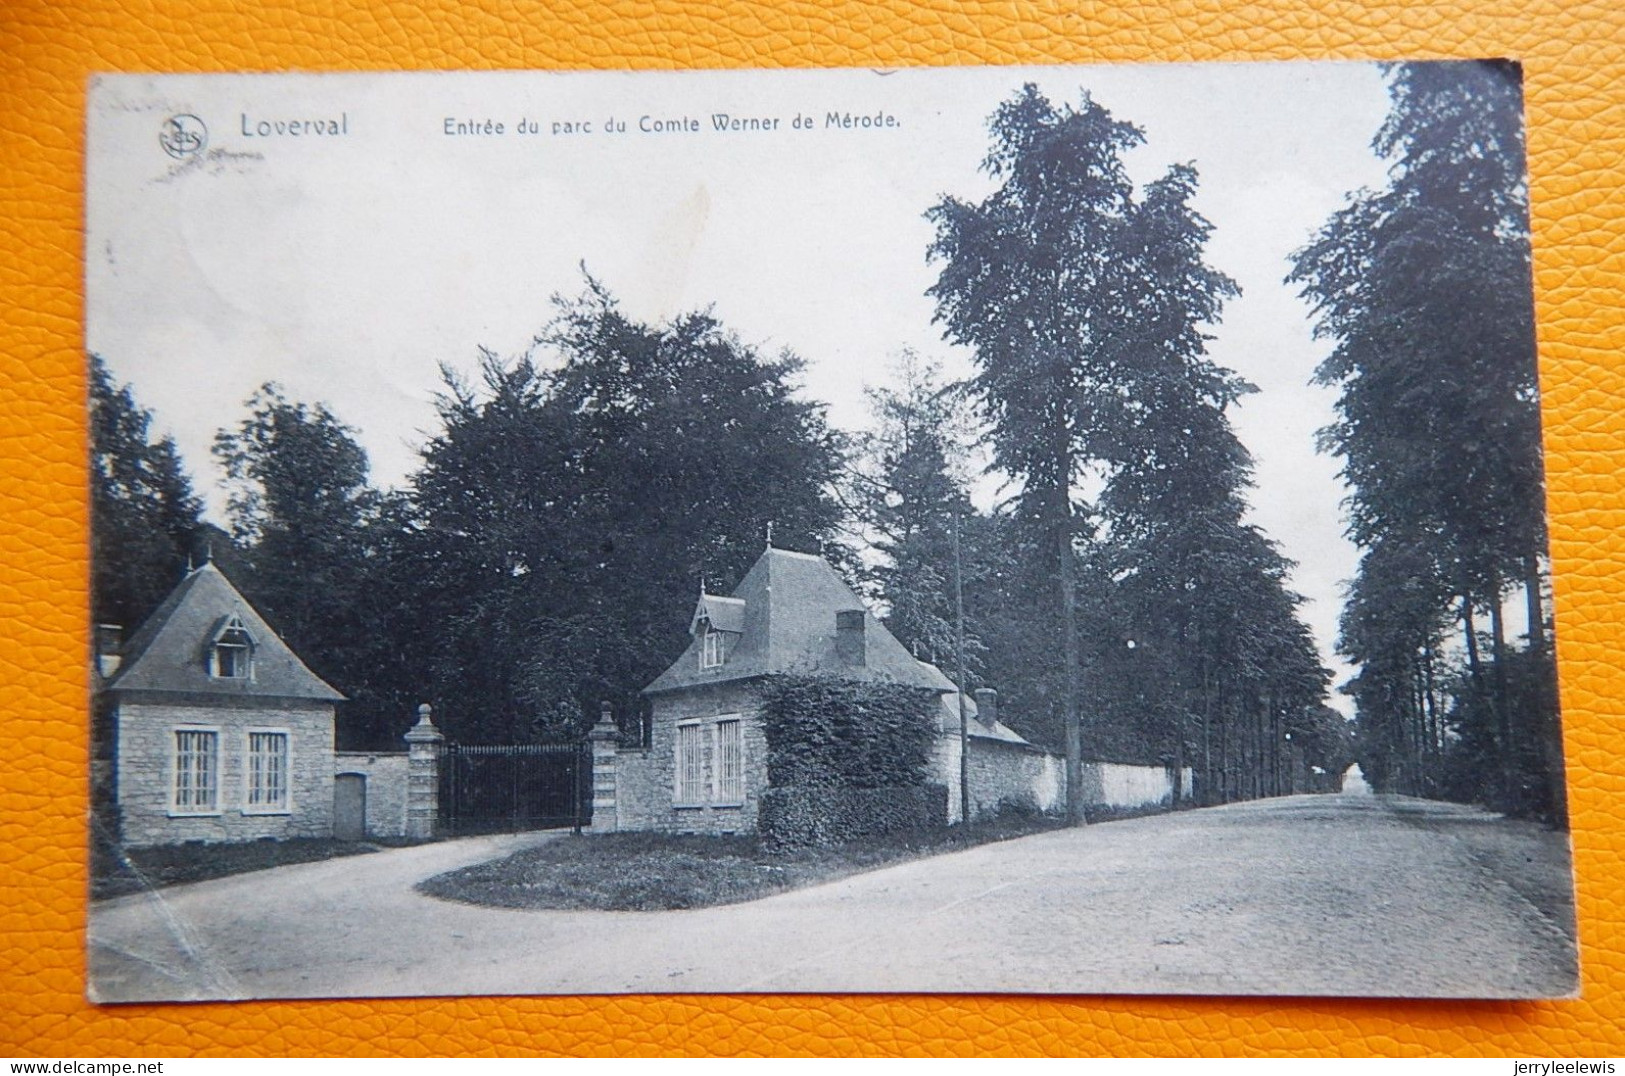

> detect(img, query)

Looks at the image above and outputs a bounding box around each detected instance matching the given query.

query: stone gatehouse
[97,561,420,846]
[597,544,1184,835]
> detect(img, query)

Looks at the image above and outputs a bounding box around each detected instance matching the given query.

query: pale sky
[87,63,1411,710]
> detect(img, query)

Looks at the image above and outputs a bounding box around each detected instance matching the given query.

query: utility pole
[954,508,970,828]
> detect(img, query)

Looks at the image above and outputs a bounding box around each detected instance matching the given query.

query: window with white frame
[246,730,290,811]
[172,728,219,813]
[209,615,254,679]
[675,721,707,804]
[673,715,746,807]
[700,625,724,669]
[714,718,744,803]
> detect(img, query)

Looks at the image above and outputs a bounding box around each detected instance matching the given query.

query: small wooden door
[334,773,367,840]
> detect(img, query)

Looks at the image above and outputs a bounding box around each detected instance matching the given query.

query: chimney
[974,687,999,730]
[95,624,123,678]
[835,609,866,666]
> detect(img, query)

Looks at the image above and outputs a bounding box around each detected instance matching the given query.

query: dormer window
[700,624,725,669]
[208,615,255,680]
[690,592,742,672]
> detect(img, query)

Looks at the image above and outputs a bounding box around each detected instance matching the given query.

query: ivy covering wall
[760,675,940,789]
[758,674,945,848]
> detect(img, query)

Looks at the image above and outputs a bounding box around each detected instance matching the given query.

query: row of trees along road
[1289,61,1565,823]
[92,84,1357,814]
[925,85,1335,821]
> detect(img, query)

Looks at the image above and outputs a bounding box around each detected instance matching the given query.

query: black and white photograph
[84,61,1577,1001]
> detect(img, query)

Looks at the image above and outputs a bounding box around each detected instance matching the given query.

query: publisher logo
[159,114,207,159]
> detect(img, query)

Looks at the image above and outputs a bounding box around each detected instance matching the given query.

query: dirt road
[87,793,1578,1001]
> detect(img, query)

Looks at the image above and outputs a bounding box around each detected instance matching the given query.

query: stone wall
[115,697,336,847]
[1077,761,1196,810]
[969,739,1063,818]
[620,681,767,834]
[937,730,1193,822]
[936,734,1064,822]
[332,752,410,838]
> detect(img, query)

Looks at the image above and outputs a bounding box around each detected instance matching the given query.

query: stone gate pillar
[588,700,619,833]
[404,703,444,840]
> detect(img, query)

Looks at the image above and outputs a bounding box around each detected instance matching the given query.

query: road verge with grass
[92,835,399,900]
[417,815,1066,911]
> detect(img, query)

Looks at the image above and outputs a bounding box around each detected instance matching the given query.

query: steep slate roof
[920,664,1035,747]
[644,546,957,696]
[104,561,344,702]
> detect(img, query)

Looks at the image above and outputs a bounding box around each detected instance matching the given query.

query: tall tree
[407,352,585,744]
[929,85,1254,819]
[929,85,1140,823]
[89,354,203,631]
[1288,61,1560,819]
[410,281,845,743]
[213,385,413,747]
[1088,163,1299,802]
[845,351,981,668]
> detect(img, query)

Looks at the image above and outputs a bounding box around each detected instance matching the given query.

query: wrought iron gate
[437,742,590,836]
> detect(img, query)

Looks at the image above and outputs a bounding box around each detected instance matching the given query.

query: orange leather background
[3,0,1623,1058]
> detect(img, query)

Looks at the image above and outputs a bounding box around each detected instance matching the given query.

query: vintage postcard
[84,62,1577,1001]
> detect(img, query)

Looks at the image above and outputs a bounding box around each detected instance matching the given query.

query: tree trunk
[1270,697,1281,797]
[1461,591,1507,801]
[1200,662,1213,807]
[1241,697,1252,801]
[1254,697,1266,799]
[1058,504,1084,826]
[1422,638,1440,793]
[1384,679,1406,795]
[1461,592,1484,684]
[1489,578,1517,807]
[1412,658,1428,795]
[1249,698,1260,800]
[1523,553,1545,655]
[1525,552,1569,827]
[1265,698,1277,797]
[1238,695,1249,801]
[1489,582,1512,728]
[1410,658,1427,796]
